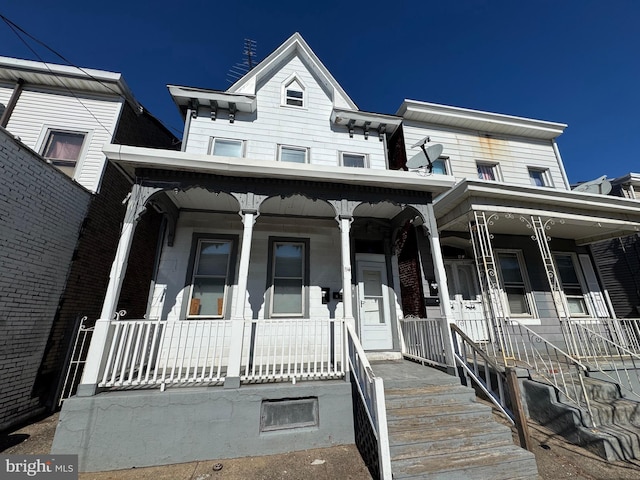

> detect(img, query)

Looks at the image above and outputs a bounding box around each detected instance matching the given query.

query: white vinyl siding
[184,55,387,170]
[4,87,122,192]
[402,122,567,189]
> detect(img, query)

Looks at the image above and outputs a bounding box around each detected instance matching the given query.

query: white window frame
[268,239,308,318]
[553,252,591,317]
[38,127,91,175]
[208,137,245,158]
[278,145,309,164]
[495,249,538,320]
[432,156,450,175]
[187,238,234,319]
[476,161,501,181]
[340,152,368,168]
[528,167,552,187]
[281,74,306,109]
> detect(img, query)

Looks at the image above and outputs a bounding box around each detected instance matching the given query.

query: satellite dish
[407,140,444,172]
[411,136,431,149]
[573,175,612,195]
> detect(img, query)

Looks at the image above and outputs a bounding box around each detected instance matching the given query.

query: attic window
[282,76,305,108]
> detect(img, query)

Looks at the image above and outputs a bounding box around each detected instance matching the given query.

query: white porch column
[339,215,355,327]
[225,209,256,388]
[78,184,160,395]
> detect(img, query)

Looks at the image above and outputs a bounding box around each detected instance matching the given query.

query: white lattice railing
[241,318,345,382]
[399,317,448,368]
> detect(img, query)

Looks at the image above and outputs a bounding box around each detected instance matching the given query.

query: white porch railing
[565,318,640,354]
[399,317,448,368]
[241,318,345,382]
[346,323,392,480]
[98,317,345,389]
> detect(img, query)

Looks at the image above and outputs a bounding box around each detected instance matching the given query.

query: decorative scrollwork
[114,309,127,321]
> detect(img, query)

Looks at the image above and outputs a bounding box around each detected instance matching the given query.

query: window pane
[43,131,84,161]
[286,90,303,107]
[567,296,587,314]
[197,242,231,276]
[343,154,365,168]
[477,164,496,180]
[555,255,580,284]
[432,159,447,175]
[287,90,303,99]
[498,254,524,284]
[274,243,303,277]
[191,278,226,315]
[505,287,529,315]
[529,169,545,186]
[273,279,303,314]
[280,147,306,163]
[213,139,242,157]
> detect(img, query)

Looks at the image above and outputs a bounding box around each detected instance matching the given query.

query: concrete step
[582,377,623,402]
[390,421,515,460]
[385,402,494,429]
[391,445,538,480]
[589,398,640,425]
[385,384,476,409]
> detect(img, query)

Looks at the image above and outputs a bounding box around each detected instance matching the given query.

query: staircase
[373,361,539,479]
[525,375,640,461]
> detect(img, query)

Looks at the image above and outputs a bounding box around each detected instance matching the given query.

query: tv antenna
[227,38,257,84]
[407,136,444,174]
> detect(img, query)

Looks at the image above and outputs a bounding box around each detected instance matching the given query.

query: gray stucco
[52,380,354,472]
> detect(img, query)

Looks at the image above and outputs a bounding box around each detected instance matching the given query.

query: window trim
[528,167,552,187]
[37,127,91,175]
[183,233,239,320]
[552,251,591,317]
[340,151,368,168]
[281,74,307,109]
[432,156,450,175]
[495,249,538,319]
[208,137,245,157]
[476,161,501,181]
[278,145,309,164]
[266,237,310,318]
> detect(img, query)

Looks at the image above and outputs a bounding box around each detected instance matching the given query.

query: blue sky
[1,1,638,182]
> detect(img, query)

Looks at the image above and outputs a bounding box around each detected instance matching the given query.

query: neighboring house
[0,57,178,430]
[590,173,640,318]
[50,33,640,474]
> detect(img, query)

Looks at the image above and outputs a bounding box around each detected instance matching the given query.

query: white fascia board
[103,144,456,195]
[167,85,256,112]
[332,108,402,134]
[397,99,567,139]
[435,179,640,221]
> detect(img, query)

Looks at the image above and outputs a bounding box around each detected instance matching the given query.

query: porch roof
[103,144,456,195]
[434,179,640,245]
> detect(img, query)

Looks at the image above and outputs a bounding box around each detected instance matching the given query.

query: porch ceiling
[435,180,640,245]
[169,188,239,212]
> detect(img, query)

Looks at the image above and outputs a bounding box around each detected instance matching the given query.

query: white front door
[357,258,393,350]
[445,260,489,342]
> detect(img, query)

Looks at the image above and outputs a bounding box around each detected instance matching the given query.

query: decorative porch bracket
[469,211,512,364]
[78,184,162,396]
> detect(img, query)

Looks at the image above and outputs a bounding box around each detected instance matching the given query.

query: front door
[357,257,393,350]
[445,259,489,342]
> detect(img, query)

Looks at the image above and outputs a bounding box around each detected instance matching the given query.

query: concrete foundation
[52,380,354,472]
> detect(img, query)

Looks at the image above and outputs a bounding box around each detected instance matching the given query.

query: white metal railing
[99,319,231,388]
[241,318,345,382]
[59,316,94,405]
[346,323,392,480]
[566,318,640,354]
[562,319,640,400]
[399,317,448,368]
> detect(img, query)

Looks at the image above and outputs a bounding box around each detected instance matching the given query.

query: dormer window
[282,75,306,108]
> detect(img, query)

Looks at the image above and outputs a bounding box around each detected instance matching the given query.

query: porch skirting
[52,380,354,472]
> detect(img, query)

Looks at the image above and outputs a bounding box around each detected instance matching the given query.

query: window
[282,77,305,108]
[279,145,308,164]
[528,168,552,187]
[553,253,588,315]
[269,240,308,316]
[432,158,449,175]
[210,138,244,157]
[477,162,499,181]
[188,239,233,318]
[341,152,367,168]
[41,130,86,175]
[285,89,304,107]
[496,251,534,316]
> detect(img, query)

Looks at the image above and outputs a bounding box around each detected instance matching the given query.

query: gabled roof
[227,32,358,110]
[398,99,567,140]
[0,56,141,111]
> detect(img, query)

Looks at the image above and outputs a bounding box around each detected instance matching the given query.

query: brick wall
[0,128,91,430]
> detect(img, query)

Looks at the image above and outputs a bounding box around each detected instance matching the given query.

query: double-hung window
[41,129,87,176]
[269,240,307,317]
[528,167,550,187]
[188,239,233,318]
[279,145,308,164]
[496,251,535,317]
[477,162,499,181]
[553,253,588,315]
[341,152,367,168]
[210,138,244,157]
[432,157,449,175]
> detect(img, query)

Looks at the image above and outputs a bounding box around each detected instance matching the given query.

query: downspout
[552,139,571,190]
[0,78,25,128]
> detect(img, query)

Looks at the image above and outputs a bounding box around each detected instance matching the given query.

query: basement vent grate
[260,397,319,432]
